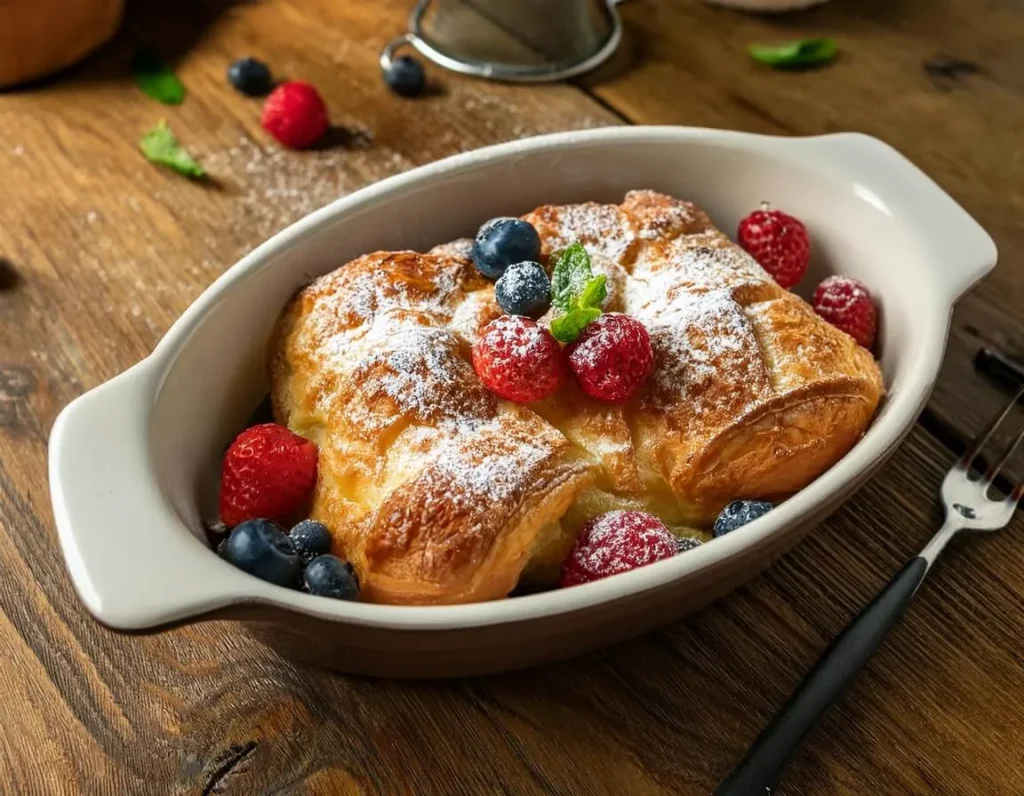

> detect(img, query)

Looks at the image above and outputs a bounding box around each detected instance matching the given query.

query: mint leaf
[550,242,593,312]
[551,307,601,343]
[139,121,205,178]
[547,244,609,343]
[132,51,186,104]
[578,275,607,310]
[749,38,837,69]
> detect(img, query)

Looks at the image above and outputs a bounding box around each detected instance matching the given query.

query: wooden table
[1,0,1022,793]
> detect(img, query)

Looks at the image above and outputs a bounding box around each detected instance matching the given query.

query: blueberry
[384,56,426,98]
[471,218,542,280]
[495,261,551,318]
[219,518,300,585]
[290,520,332,562]
[676,536,703,553]
[303,554,360,600]
[227,57,272,97]
[713,500,774,538]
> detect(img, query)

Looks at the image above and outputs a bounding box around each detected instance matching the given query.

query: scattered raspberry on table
[261,81,329,149]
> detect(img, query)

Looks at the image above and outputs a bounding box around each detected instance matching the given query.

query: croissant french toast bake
[268,190,883,605]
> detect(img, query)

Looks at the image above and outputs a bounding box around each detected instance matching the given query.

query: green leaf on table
[132,51,186,104]
[550,242,595,312]
[139,121,205,178]
[748,38,837,69]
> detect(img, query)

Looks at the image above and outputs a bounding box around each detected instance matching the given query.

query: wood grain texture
[0,0,1022,794]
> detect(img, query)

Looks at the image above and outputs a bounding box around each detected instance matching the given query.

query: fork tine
[1012,480,1024,506]
[961,384,1024,473]
[983,423,1024,490]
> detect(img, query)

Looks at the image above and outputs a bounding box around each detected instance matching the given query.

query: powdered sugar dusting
[276,189,879,582]
[495,263,535,305]
[430,427,550,510]
[486,315,551,359]
[637,287,771,413]
[528,203,639,264]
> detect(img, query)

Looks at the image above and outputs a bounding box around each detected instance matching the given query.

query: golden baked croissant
[270,191,883,604]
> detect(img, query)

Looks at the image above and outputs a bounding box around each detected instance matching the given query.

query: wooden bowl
[0,0,124,88]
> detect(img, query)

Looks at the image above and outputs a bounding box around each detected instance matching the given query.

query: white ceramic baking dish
[48,127,996,677]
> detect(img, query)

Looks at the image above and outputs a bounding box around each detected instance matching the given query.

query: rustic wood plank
[586,0,1024,443]
[1,1,1022,794]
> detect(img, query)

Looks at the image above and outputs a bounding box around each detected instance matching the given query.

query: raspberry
[812,275,878,349]
[260,81,329,149]
[560,511,677,587]
[472,316,563,403]
[566,313,653,403]
[220,423,318,527]
[737,205,811,289]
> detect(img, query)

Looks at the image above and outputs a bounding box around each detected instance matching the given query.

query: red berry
[560,511,677,587]
[812,275,878,349]
[220,423,318,527]
[737,205,811,289]
[260,81,329,149]
[472,316,563,403]
[566,313,653,403]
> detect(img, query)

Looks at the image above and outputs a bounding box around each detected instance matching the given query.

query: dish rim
[49,126,997,632]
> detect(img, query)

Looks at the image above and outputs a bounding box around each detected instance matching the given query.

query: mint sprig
[749,38,837,69]
[550,242,593,312]
[132,51,186,104]
[548,243,607,343]
[139,121,205,178]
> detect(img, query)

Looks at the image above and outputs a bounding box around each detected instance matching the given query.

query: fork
[716,385,1024,796]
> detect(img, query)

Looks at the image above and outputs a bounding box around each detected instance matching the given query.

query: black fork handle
[715,556,929,796]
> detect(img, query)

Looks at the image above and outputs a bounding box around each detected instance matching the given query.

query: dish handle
[49,362,240,630]
[798,132,998,302]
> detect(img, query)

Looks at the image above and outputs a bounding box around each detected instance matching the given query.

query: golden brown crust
[270,191,883,603]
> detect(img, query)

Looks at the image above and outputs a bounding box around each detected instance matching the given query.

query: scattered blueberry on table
[227,57,273,96]
[304,554,360,600]
[471,218,542,280]
[495,260,551,318]
[713,499,774,538]
[290,519,333,562]
[384,55,426,98]
[219,518,301,586]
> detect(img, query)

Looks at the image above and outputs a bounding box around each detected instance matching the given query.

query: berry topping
[260,81,329,149]
[472,316,563,403]
[227,57,272,97]
[713,499,774,538]
[737,205,811,289]
[676,536,703,553]
[566,313,653,403]
[289,520,333,562]
[304,554,360,600]
[471,218,542,280]
[219,518,301,586]
[219,423,318,527]
[560,511,677,587]
[495,261,551,318]
[812,275,878,349]
[384,55,426,98]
